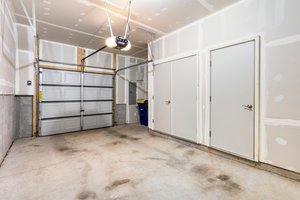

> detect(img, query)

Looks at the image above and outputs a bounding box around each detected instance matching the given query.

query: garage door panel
[84,73,113,86]
[42,69,80,85]
[64,72,81,85]
[40,103,80,118]
[42,86,80,101]
[39,68,113,136]
[83,115,112,130]
[83,102,112,115]
[40,117,81,136]
[83,88,112,100]
[42,70,62,84]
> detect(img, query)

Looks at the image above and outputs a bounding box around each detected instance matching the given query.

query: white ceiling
[12,0,240,58]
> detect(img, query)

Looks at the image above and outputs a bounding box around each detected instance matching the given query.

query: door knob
[165,100,171,104]
[242,104,253,111]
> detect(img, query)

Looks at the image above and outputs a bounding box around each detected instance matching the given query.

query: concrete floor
[0,125,299,200]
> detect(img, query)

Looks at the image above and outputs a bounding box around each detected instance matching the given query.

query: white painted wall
[149,0,300,173]
[0,0,17,94]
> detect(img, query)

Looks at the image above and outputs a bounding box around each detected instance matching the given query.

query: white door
[154,62,171,134]
[210,41,255,160]
[172,56,198,142]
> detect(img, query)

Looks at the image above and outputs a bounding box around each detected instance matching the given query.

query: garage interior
[0,0,300,199]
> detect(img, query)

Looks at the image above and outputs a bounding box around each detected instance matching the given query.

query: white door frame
[208,36,261,161]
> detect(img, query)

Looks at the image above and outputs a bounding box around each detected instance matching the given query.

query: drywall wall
[0,0,18,162]
[149,0,300,173]
[0,0,17,94]
[16,24,35,95]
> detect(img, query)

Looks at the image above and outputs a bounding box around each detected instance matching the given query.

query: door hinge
[210,96,212,102]
[209,131,212,137]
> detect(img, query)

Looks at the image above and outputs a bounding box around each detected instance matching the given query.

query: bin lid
[137,99,145,104]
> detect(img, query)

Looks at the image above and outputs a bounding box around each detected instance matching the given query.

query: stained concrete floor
[0,125,300,200]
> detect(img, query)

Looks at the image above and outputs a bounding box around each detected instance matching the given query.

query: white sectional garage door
[39,68,113,136]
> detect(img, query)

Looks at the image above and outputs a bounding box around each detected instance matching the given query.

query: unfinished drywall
[0,0,18,162]
[149,0,300,173]
[40,40,77,65]
[0,1,17,94]
[16,24,35,95]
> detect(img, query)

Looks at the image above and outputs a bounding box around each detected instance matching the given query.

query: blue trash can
[137,100,148,126]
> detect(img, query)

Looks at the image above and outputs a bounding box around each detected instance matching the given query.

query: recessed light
[43,0,51,5]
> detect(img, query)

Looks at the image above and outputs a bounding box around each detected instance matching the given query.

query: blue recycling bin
[137,100,148,126]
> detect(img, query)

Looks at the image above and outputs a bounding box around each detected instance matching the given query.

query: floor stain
[217,174,230,181]
[55,145,88,154]
[176,144,186,149]
[105,179,131,191]
[166,157,187,171]
[77,190,97,200]
[31,144,40,147]
[56,146,70,152]
[204,174,242,195]
[143,157,167,161]
[185,150,195,156]
[108,130,140,141]
[190,165,211,176]
[207,178,217,183]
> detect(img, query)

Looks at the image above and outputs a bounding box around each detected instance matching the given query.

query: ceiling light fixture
[104,0,132,51]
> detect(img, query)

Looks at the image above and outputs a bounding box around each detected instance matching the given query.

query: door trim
[208,36,260,161]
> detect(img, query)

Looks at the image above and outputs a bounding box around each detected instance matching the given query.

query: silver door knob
[242,104,253,111]
[165,100,171,104]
